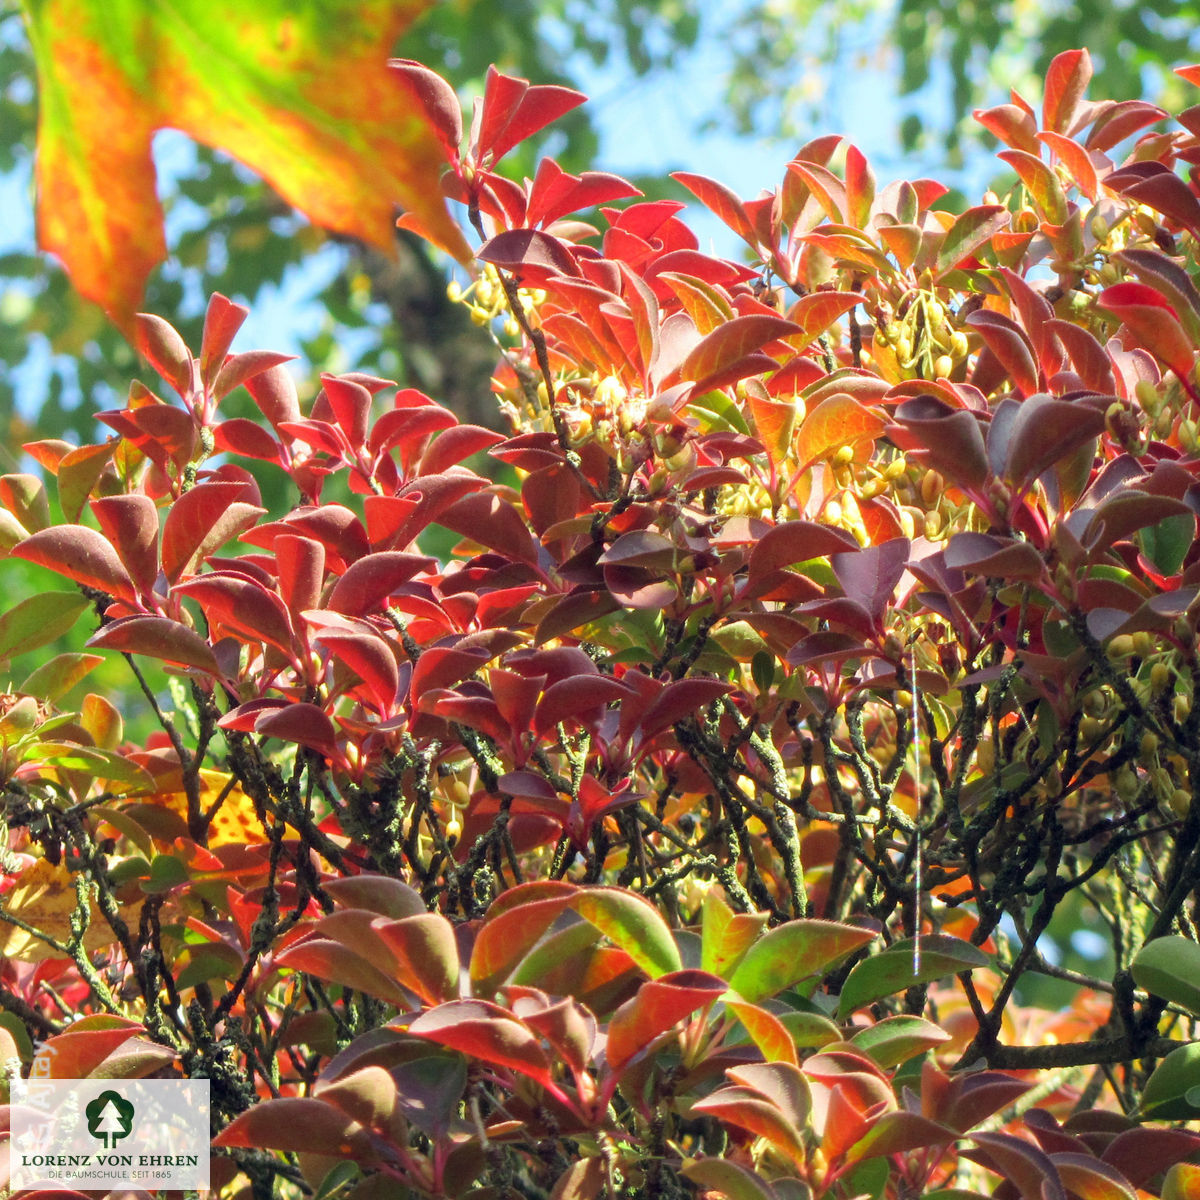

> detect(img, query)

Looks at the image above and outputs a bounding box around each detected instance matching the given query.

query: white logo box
[10,1078,210,1191]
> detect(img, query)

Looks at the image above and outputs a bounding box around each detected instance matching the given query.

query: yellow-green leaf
[20,0,471,331]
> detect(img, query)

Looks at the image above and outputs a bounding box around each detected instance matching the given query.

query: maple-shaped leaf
[20,0,472,330]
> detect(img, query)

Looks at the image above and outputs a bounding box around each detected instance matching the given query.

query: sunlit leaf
[21,0,470,329]
[837,936,990,1017]
[573,888,682,979]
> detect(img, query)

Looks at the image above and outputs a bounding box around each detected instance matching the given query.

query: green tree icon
[85,1090,135,1149]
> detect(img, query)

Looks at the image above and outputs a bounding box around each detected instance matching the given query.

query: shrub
[3,46,1200,1200]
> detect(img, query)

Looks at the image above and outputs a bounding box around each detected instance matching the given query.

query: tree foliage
[4,26,1200,1200]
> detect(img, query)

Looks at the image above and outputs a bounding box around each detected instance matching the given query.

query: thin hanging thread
[910,644,922,974]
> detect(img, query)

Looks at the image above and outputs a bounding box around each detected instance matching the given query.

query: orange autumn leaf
[0,857,112,962]
[144,769,269,848]
[19,0,472,331]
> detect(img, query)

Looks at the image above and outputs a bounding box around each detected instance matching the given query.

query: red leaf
[1036,131,1098,202]
[388,58,463,161]
[638,678,734,747]
[214,416,282,462]
[786,160,848,223]
[408,999,557,1090]
[319,629,400,714]
[1043,49,1092,134]
[748,521,860,582]
[788,290,865,344]
[887,397,991,492]
[87,615,220,674]
[997,149,1068,224]
[691,1086,807,1170]
[1116,248,1200,341]
[212,1096,377,1160]
[470,883,578,994]
[199,292,249,390]
[844,144,875,227]
[436,491,542,565]
[477,67,586,165]
[831,539,910,626]
[1099,282,1196,379]
[98,404,197,477]
[1001,393,1107,494]
[1087,99,1166,151]
[935,205,1011,276]
[1109,166,1200,237]
[14,525,136,602]
[244,362,301,429]
[387,472,489,550]
[160,481,264,583]
[255,702,340,759]
[322,374,372,451]
[1045,319,1117,392]
[275,533,325,619]
[428,693,511,745]
[525,159,641,229]
[173,573,295,657]
[746,390,796,467]
[680,314,801,389]
[532,676,632,738]
[213,350,295,402]
[477,229,578,277]
[672,171,756,245]
[89,493,159,597]
[965,310,1040,396]
[324,874,426,919]
[973,103,1040,153]
[794,393,886,470]
[605,969,726,1073]
[135,314,194,396]
[275,936,409,1006]
[409,643,494,702]
[326,551,435,617]
[419,424,505,476]
[968,1131,1067,1200]
[248,505,371,572]
[373,913,460,1005]
[35,1019,145,1079]
[725,998,799,1067]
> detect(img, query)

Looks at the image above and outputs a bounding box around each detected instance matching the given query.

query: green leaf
[0,1010,36,1062]
[681,1159,781,1200]
[0,591,88,660]
[850,1014,952,1068]
[837,936,990,1018]
[20,652,103,703]
[141,853,190,895]
[934,204,1010,277]
[175,943,243,990]
[90,805,155,859]
[1132,936,1200,1018]
[1138,1042,1200,1120]
[19,0,471,330]
[727,919,878,1004]
[1139,512,1195,577]
[573,888,681,979]
[33,742,154,791]
[701,888,769,979]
